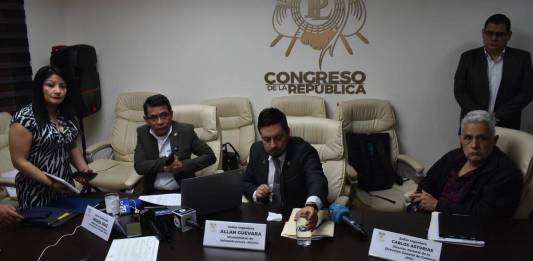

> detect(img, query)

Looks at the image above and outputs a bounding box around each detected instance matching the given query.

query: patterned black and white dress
[11,104,79,210]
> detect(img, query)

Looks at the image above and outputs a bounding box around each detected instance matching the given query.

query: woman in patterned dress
[9,65,93,210]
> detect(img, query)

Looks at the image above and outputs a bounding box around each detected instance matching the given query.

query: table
[1,198,532,261]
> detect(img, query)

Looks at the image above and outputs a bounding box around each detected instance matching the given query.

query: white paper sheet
[105,236,159,261]
[139,193,181,206]
[44,172,80,194]
[5,186,17,198]
[427,212,485,247]
[267,212,282,221]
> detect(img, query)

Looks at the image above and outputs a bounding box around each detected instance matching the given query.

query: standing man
[454,14,533,130]
[134,94,216,194]
[242,108,328,230]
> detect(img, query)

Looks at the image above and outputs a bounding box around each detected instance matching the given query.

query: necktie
[272,157,282,206]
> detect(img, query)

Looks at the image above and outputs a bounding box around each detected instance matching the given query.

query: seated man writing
[242,108,328,230]
[134,94,216,194]
[410,110,522,217]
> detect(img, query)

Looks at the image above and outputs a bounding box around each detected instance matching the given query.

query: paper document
[5,186,17,198]
[105,236,159,261]
[281,208,334,239]
[139,193,181,206]
[44,172,80,194]
[427,212,485,247]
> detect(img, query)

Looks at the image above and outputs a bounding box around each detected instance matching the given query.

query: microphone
[329,203,368,238]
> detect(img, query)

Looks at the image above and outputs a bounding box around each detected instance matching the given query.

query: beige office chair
[202,97,255,165]
[0,112,17,205]
[87,92,157,192]
[171,104,221,177]
[287,116,347,203]
[336,99,424,212]
[272,95,326,118]
[495,127,533,219]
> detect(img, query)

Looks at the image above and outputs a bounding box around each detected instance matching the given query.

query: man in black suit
[454,13,533,130]
[242,108,328,230]
[134,94,216,194]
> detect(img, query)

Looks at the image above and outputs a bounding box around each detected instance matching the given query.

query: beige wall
[25,0,533,168]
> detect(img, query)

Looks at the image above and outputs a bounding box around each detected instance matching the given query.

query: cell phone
[165,155,175,166]
[72,171,98,181]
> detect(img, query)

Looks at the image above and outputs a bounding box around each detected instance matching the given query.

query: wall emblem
[271,0,368,70]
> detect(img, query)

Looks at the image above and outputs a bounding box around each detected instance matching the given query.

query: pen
[48,212,71,226]
[315,219,326,230]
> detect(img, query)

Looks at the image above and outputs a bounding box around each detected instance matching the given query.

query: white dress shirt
[150,126,179,190]
[485,48,505,113]
[253,152,323,209]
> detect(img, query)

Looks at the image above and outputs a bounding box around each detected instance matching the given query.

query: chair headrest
[172,104,218,141]
[286,117,343,161]
[272,95,326,118]
[115,92,158,121]
[336,99,396,133]
[203,97,253,129]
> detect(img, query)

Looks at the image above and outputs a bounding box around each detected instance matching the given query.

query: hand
[295,205,318,231]
[254,184,272,200]
[0,204,23,226]
[163,156,184,174]
[411,191,438,212]
[49,179,74,194]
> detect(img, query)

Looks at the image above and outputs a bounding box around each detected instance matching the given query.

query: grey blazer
[134,121,216,194]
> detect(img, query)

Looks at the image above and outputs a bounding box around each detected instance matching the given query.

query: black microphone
[329,203,368,238]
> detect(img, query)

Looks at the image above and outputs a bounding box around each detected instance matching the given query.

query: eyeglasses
[483,30,508,39]
[144,111,171,121]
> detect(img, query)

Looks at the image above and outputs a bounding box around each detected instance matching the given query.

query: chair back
[287,116,345,203]
[111,92,157,162]
[272,95,326,118]
[0,112,14,173]
[203,97,255,164]
[495,127,533,219]
[172,104,221,176]
[336,99,399,168]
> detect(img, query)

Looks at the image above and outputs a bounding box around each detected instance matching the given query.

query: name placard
[369,228,442,261]
[81,205,115,241]
[203,220,266,251]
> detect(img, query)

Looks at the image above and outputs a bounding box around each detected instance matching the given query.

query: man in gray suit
[134,94,216,194]
[454,14,533,130]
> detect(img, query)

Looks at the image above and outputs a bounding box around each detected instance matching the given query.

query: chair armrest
[397,154,425,183]
[86,140,112,159]
[397,154,424,173]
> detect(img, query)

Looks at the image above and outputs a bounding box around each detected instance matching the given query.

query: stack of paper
[281,208,334,239]
[427,212,485,247]
[105,236,159,261]
[139,193,181,206]
[44,172,80,194]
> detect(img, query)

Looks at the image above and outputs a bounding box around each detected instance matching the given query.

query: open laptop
[181,168,243,216]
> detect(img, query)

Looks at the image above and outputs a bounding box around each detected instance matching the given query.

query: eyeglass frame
[144,111,171,122]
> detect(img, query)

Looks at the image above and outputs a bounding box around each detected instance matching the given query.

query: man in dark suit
[454,13,533,130]
[242,108,328,230]
[134,94,216,194]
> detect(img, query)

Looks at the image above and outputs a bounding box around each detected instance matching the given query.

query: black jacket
[454,47,533,129]
[417,147,523,217]
[134,121,216,194]
[242,137,328,210]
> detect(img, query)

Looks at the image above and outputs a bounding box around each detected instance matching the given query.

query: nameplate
[81,205,115,241]
[369,228,442,261]
[203,220,266,251]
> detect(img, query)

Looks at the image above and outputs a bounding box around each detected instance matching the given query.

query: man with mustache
[410,110,522,217]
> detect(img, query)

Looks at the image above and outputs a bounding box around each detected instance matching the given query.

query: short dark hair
[484,14,511,33]
[258,107,289,132]
[143,94,172,115]
[32,65,76,126]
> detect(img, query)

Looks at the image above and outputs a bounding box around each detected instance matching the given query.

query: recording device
[172,208,198,232]
[119,198,143,215]
[141,207,174,241]
[329,203,368,238]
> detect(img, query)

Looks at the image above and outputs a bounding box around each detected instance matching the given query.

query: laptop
[181,169,243,216]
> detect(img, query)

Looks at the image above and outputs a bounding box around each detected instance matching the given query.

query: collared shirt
[252,151,323,209]
[149,126,179,190]
[485,48,505,112]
